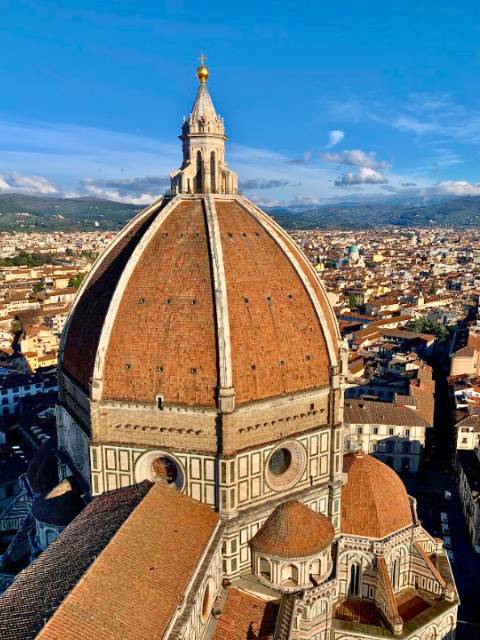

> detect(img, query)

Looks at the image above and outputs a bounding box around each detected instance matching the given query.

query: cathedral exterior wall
[174,527,224,640]
[88,388,331,456]
[88,425,334,512]
[56,405,90,484]
[222,484,333,578]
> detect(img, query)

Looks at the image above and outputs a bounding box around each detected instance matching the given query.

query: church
[0,61,458,640]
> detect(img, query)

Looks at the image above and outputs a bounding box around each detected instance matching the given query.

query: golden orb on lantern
[196,53,209,84]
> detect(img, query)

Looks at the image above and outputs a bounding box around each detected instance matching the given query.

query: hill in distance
[0,194,140,231]
[1,193,480,232]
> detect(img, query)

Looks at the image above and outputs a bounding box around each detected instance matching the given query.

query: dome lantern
[170,59,238,195]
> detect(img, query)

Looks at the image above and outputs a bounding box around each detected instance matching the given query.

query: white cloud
[334,167,388,187]
[323,149,388,169]
[239,178,300,190]
[293,194,320,205]
[392,115,439,135]
[286,151,311,165]
[325,130,344,149]
[79,175,170,204]
[326,93,480,144]
[435,180,480,196]
[0,171,60,195]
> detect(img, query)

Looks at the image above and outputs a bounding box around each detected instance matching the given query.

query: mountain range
[0,192,480,232]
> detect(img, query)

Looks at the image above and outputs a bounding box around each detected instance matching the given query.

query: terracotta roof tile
[0,482,151,640]
[62,205,161,391]
[213,589,278,640]
[216,200,330,404]
[62,195,337,407]
[37,482,220,640]
[250,500,334,558]
[344,399,429,427]
[102,199,218,406]
[341,452,413,539]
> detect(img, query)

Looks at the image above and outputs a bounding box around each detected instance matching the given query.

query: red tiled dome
[60,195,339,408]
[341,452,413,539]
[250,500,335,558]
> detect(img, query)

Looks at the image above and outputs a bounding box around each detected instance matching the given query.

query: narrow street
[405,342,480,639]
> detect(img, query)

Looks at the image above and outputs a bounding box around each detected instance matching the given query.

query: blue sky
[1,0,480,205]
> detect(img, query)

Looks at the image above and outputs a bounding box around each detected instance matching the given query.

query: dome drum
[250,500,335,592]
[251,547,333,593]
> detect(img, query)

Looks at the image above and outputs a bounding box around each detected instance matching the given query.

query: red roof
[251,500,334,558]
[62,196,338,407]
[341,452,413,539]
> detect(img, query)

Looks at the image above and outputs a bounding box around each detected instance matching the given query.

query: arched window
[310,559,321,577]
[313,599,328,617]
[195,151,203,193]
[348,563,360,597]
[281,563,299,586]
[201,577,215,623]
[210,151,216,192]
[259,557,271,581]
[391,557,401,590]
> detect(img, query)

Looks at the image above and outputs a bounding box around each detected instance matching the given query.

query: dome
[60,195,339,409]
[250,500,335,558]
[348,244,359,254]
[32,477,84,526]
[341,452,413,539]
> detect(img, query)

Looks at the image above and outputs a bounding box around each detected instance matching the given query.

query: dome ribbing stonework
[341,452,413,539]
[251,499,335,558]
[57,64,345,467]
[61,196,339,410]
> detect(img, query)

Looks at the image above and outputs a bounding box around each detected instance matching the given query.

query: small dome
[32,477,84,527]
[348,244,360,254]
[26,444,59,494]
[251,500,334,558]
[341,452,413,539]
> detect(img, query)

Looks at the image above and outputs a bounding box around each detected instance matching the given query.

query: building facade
[344,398,429,473]
[0,62,459,640]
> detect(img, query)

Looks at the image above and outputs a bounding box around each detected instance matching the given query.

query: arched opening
[210,151,216,192]
[310,559,321,577]
[348,563,360,597]
[281,563,299,587]
[259,557,271,581]
[313,599,328,617]
[391,557,401,590]
[195,150,203,193]
[201,577,215,622]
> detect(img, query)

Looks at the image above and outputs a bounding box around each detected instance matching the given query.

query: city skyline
[1,0,480,206]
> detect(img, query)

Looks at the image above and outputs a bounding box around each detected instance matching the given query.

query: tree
[405,318,449,341]
[69,273,86,289]
[348,294,358,309]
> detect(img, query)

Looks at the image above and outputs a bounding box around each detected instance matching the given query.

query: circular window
[201,577,215,623]
[265,441,307,492]
[151,457,178,485]
[134,450,185,491]
[269,448,292,476]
